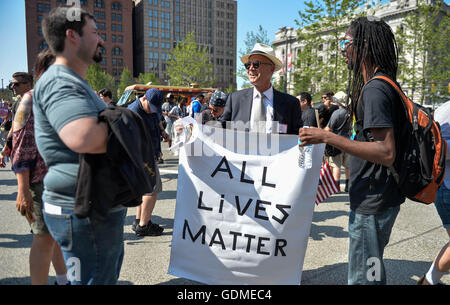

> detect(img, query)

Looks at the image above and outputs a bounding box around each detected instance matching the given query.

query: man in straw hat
[221,43,302,134]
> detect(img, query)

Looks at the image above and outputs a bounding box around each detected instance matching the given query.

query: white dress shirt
[250,86,274,133]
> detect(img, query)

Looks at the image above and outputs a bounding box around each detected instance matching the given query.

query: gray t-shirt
[327,107,350,137]
[33,65,107,208]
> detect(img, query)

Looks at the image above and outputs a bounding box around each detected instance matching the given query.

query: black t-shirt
[301,107,318,127]
[318,104,339,128]
[349,74,406,214]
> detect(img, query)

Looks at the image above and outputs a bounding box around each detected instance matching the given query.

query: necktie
[251,92,266,132]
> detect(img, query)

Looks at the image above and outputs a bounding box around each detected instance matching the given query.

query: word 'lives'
[181,156,292,256]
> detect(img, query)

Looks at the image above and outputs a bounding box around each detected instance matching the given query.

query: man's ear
[66,29,79,46]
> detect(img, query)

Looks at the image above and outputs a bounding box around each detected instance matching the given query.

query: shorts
[434,184,450,229]
[145,163,162,195]
[165,120,173,140]
[328,151,349,168]
[29,182,50,235]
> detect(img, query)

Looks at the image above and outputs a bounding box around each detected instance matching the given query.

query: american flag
[315,162,340,205]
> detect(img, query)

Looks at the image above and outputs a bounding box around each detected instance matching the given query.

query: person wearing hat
[127,88,167,236]
[221,43,302,134]
[201,90,228,125]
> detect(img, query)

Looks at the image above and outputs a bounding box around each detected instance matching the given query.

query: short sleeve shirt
[327,107,350,137]
[349,73,405,214]
[301,107,318,127]
[33,65,106,208]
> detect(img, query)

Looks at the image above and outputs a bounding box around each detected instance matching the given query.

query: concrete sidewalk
[0,144,448,285]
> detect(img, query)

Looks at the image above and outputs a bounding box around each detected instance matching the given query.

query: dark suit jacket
[220,87,303,135]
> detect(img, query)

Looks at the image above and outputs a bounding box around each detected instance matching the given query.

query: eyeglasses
[11,82,26,88]
[244,60,273,70]
[340,39,353,52]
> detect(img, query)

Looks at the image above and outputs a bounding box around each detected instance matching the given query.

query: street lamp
[280,27,289,93]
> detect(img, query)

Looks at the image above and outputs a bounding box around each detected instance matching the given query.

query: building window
[112,2,122,11]
[37,3,51,12]
[39,40,48,51]
[97,22,106,30]
[94,11,105,20]
[94,0,104,9]
[112,47,123,56]
[112,13,122,22]
[112,24,122,32]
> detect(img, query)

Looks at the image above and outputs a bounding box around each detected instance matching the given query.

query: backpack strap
[361,75,405,184]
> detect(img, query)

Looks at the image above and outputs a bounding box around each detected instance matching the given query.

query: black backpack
[368,76,447,204]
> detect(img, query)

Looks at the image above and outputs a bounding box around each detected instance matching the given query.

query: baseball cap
[145,88,163,115]
[209,90,228,107]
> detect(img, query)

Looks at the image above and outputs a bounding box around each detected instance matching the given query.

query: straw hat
[240,43,283,72]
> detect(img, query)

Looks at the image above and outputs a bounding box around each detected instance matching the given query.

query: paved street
[0,143,448,285]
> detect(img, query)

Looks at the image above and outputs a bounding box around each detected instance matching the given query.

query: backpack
[371,75,447,204]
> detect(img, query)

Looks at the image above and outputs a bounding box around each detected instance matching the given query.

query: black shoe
[158,158,164,164]
[131,219,140,232]
[135,221,164,236]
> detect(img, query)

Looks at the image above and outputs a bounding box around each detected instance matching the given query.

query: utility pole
[280,27,289,93]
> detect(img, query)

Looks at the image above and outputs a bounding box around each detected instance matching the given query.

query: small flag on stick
[315,162,339,205]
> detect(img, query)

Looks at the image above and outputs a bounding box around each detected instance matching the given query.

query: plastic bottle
[298,127,313,169]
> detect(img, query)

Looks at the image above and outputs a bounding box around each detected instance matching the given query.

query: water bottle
[298,127,313,169]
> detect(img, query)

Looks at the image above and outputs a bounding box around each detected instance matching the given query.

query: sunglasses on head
[244,60,273,70]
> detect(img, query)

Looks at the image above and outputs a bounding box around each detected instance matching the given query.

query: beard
[93,45,103,63]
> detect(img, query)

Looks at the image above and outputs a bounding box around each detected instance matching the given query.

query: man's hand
[298,127,330,146]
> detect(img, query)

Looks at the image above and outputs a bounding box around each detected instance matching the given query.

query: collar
[253,85,273,102]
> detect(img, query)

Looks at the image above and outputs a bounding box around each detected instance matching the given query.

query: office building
[25,0,134,79]
[133,0,237,89]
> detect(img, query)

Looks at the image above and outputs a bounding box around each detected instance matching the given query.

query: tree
[86,64,117,98]
[237,25,271,88]
[293,0,364,95]
[117,67,135,96]
[167,32,214,87]
[396,0,449,104]
[136,73,160,85]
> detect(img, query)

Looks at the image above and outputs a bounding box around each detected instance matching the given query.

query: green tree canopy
[117,67,134,96]
[86,64,117,99]
[167,32,214,87]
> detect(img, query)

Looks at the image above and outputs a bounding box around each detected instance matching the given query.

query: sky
[0,0,303,90]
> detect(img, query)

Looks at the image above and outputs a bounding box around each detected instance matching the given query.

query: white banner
[168,125,324,285]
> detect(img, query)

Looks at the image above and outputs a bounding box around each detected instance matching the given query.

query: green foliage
[85,64,118,99]
[117,67,135,96]
[396,0,449,104]
[293,0,363,95]
[167,32,214,87]
[136,72,160,85]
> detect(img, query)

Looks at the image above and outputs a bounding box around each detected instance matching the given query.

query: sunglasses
[340,39,354,52]
[244,60,273,70]
[11,82,27,88]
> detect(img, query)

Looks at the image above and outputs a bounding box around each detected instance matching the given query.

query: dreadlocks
[346,16,399,119]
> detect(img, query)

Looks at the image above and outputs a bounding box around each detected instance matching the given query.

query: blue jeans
[44,205,127,285]
[348,206,400,285]
[435,184,450,229]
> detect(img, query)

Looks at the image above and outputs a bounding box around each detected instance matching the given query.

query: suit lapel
[243,87,253,122]
[273,89,281,122]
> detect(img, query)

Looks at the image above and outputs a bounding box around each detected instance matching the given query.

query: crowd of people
[0,5,448,286]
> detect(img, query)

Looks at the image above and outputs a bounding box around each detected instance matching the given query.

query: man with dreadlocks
[299,16,405,285]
